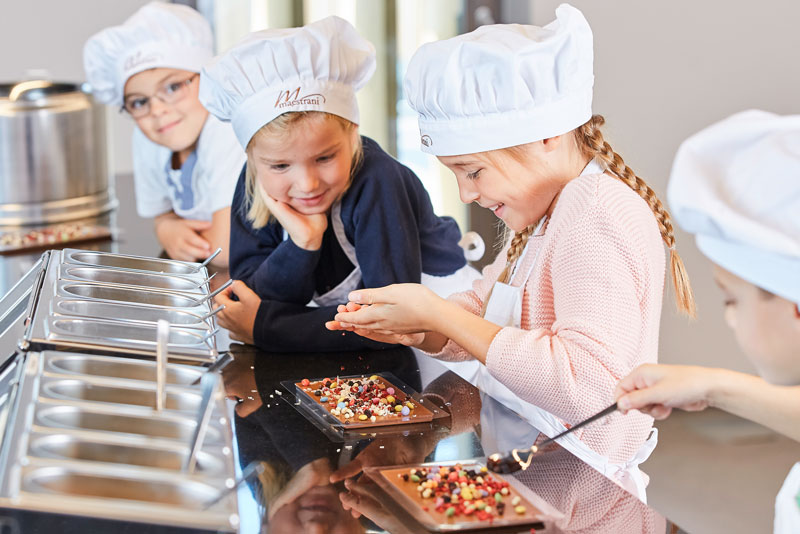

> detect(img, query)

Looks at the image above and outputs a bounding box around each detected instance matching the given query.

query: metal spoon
[487,402,618,473]
[183,370,219,473]
[199,305,225,322]
[193,278,233,305]
[191,271,217,289]
[191,247,222,273]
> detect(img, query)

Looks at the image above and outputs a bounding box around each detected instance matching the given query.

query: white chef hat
[83,1,213,107]
[199,16,376,149]
[403,3,594,156]
[668,110,800,304]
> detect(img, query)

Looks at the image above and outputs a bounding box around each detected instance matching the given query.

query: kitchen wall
[0,0,151,176]
[529,0,800,372]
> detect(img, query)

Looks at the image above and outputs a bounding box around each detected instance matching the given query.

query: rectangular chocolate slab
[367,462,546,532]
[294,374,435,428]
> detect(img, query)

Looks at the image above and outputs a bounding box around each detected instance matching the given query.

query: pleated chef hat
[199,16,376,149]
[83,1,213,107]
[668,110,800,304]
[403,3,594,156]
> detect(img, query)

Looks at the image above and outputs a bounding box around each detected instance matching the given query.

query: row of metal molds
[0,249,238,532]
[23,248,223,364]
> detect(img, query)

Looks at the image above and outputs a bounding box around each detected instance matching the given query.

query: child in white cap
[83,1,244,266]
[199,16,478,352]
[615,110,800,533]
[329,4,694,497]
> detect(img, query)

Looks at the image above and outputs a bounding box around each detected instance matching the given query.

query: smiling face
[249,114,357,215]
[123,67,208,153]
[713,265,800,385]
[437,135,588,232]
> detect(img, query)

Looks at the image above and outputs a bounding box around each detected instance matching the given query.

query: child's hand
[333,284,440,333]
[214,280,259,345]
[325,284,435,347]
[263,194,328,251]
[154,215,212,261]
[615,364,717,419]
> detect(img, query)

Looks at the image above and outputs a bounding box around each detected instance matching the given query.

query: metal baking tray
[0,351,237,532]
[23,250,220,365]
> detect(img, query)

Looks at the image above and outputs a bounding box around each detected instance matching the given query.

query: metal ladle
[191,278,233,306]
[190,248,222,273]
[487,403,618,473]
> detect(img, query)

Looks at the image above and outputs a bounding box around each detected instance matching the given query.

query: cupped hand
[214,280,259,345]
[326,302,425,346]
[615,364,716,420]
[155,217,212,261]
[328,284,440,334]
[262,192,327,251]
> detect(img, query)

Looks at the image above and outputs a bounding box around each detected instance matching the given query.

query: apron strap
[331,202,359,266]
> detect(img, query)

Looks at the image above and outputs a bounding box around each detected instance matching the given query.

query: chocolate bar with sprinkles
[295,374,435,428]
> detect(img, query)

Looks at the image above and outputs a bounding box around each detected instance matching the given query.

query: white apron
[775,462,800,534]
[474,159,658,502]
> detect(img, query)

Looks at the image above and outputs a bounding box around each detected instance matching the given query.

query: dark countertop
[0,173,678,533]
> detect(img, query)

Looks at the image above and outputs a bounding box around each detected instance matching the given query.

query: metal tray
[0,351,237,532]
[58,264,207,294]
[61,248,203,276]
[23,250,219,364]
[51,298,213,329]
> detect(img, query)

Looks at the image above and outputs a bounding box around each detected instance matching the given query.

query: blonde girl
[329,4,694,498]
[199,16,477,351]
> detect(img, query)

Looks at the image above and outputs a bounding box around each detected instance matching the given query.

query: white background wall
[0,0,150,176]
[2,0,799,373]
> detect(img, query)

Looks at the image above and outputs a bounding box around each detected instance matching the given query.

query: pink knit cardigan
[431,172,665,463]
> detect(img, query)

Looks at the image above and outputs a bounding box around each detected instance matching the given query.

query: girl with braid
[328,4,694,498]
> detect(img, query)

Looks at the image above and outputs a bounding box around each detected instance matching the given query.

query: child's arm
[214,280,394,352]
[228,174,321,304]
[616,364,800,442]
[199,207,230,267]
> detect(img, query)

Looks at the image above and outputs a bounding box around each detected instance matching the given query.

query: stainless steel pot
[0,80,117,225]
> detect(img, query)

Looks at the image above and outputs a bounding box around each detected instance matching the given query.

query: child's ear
[795,303,800,319]
[541,135,562,152]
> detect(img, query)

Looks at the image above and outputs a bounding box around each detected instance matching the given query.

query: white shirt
[132,114,245,220]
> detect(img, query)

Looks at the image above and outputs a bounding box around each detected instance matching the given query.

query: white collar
[580,157,604,176]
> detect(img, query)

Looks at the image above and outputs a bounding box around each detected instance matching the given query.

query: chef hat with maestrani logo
[404,3,594,156]
[199,16,376,149]
[83,1,213,106]
[668,110,800,304]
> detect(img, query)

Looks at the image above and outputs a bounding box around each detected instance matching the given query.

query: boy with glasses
[84,1,244,266]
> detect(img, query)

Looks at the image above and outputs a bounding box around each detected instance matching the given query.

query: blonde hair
[243,112,363,229]
[481,114,696,318]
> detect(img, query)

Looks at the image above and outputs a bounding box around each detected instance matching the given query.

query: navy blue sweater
[229,137,466,352]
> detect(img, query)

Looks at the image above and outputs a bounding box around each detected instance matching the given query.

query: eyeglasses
[121,74,198,118]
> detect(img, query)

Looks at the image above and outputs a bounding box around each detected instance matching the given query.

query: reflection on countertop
[223,344,673,533]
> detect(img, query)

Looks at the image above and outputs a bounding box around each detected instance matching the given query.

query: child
[329,4,694,497]
[84,1,244,266]
[614,110,800,533]
[199,16,477,352]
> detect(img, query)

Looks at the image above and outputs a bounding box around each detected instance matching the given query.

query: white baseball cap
[668,110,800,304]
[199,16,376,149]
[83,1,213,106]
[403,3,594,156]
